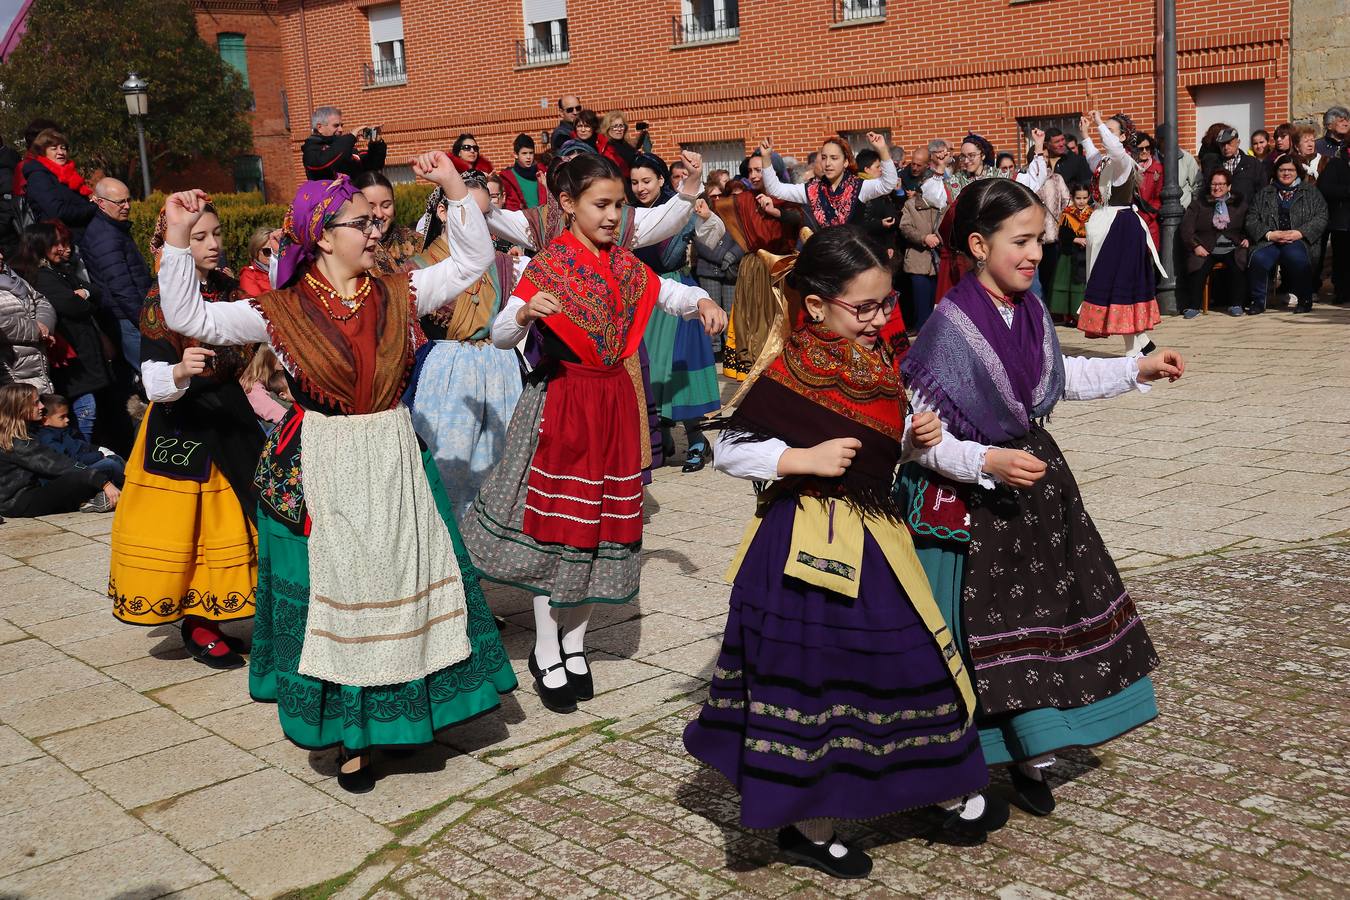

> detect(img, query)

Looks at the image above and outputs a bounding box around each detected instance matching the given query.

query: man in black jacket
[302,106,387,182]
[1207,127,1266,202]
[549,94,581,152]
[79,178,151,369]
[0,147,22,261]
[1046,128,1092,190]
[1318,147,1350,305]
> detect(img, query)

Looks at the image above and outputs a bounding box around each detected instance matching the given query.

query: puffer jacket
[1246,181,1329,256]
[0,437,108,516]
[79,211,151,323]
[0,267,56,391]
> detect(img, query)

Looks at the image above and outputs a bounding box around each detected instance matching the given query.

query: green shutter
[217,34,249,88]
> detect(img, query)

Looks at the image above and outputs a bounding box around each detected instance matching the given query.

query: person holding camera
[302,106,387,182]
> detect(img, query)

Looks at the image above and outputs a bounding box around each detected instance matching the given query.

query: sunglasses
[259,247,272,258]
[564,105,582,114]
[460,145,479,152]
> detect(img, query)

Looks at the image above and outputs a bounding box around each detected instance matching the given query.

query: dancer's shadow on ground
[674,748,1105,870]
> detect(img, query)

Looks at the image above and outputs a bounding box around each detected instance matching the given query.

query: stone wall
[1290,0,1350,126]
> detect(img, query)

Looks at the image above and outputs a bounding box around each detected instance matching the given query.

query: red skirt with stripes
[523,361,645,548]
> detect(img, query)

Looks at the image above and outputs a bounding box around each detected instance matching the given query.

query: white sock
[958,794,987,821]
[532,595,566,689]
[1122,332,1152,357]
[794,818,849,858]
[560,605,591,675]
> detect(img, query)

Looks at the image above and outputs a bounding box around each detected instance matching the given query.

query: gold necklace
[304,272,372,321]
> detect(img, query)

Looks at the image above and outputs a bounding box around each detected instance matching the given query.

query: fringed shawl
[900,273,1065,446]
[726,324,907,520]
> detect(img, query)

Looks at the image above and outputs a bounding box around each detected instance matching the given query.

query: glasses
[329,217,379,234]
[825,293,899,322]
[98,196,132,208]
[460,145,479,152]
[960,151,982,161]
[259,247,272,258]
[564,105,582,114]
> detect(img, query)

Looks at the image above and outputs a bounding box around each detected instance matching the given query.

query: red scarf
[13,153,92,199]
[515,230,659,366]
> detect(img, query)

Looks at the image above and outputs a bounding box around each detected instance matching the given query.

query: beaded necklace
[304,271,372,321]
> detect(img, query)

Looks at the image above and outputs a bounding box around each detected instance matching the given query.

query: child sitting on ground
[34,394,125,486]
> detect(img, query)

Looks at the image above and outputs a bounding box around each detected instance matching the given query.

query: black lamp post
[121,72,152,198]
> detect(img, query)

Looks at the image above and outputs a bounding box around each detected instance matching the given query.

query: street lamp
[121,72,152,199]
[1156,2,1182,316]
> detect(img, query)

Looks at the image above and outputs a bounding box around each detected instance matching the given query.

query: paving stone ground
[0,307,1347,898]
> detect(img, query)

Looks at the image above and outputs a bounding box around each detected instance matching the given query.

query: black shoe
[681,442,708,473]
[528,651,578,713]
[1140,340,1157,356]
[180,621,245,670]
[1292,302,1313,314]
[659,430,676,465]
[941,792,1011,836]
[1246,304,1266,315]
[1010,766,1056,816]
[336,748,375,794]
[561,649,594,701]
[777,826,872,879]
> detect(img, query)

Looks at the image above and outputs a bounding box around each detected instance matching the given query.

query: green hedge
[130,185,436,271]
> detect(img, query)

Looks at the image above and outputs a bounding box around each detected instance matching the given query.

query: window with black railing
[833,0,886,22]
[361,55,407,88]
[518,18,570,66]
[672,1,739,46]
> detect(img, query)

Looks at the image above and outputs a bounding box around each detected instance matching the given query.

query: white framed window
[520,0,569,66]
[841,128,892,157]
[675,0,739,46]
[835,0,887,23]
[365,4,406,87]
[682,140,745,183]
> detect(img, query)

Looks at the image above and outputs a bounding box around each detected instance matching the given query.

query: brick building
[214,0,1294,199]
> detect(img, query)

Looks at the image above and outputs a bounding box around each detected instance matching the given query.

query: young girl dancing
[462,154,726,714]
[684,226,1002,881]
[898,178,1185,817]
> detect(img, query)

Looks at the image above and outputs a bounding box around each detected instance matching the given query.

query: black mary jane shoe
[681,443,709,473]
[561,649,594,701]
[941,792,1011,837]
[1010,766,1056,816]
[528,652,578,714]
[336,748,376,794]
[180,621,245,670]
[777,826,873,880]
[1140,340,1158,356]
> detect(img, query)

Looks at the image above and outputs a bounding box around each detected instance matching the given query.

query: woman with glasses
[1133,133,1163,246]
[597,110,637,178]
[108,199,264,673]
[687,226,999,880]
[451,133,494,175]
[152,156,516,793]
[239,226,278,297]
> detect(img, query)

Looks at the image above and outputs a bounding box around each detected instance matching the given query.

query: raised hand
[1031,127,1046,151]
[164,190,211,229]
[413,150,466,198]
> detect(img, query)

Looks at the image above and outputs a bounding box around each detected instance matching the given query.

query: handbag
[900,463,971,545]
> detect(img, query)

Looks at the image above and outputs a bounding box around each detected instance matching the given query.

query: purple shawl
[275,176,362,288]
[900,272,1065,445]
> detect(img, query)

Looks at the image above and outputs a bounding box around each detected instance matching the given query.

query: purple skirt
[683,499,988,829]
[1084,210,1156,307]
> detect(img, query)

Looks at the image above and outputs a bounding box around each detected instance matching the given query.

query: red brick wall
[167,1,292,202]
[261,0,1289,197]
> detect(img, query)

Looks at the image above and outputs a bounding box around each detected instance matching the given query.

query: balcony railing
[671,10,739,46]
[516,35,570,67]
[361,57,406,88]
[833,0,886,22]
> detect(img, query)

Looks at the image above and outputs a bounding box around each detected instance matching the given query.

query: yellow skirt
[109,407,257,626]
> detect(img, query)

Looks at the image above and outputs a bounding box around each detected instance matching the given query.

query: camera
[636,122,649,132]
[358,126,382,142]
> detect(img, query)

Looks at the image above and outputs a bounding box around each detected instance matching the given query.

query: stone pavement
[0,306,1347,899]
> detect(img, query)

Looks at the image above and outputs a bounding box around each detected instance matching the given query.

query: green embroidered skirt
[248,451,518,751]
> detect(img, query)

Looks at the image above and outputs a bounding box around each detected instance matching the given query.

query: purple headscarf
[901,273,1066,445]
[275,175,363,288]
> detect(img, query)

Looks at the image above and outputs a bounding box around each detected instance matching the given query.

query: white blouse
[490,278,708,350]
[713,416,921,482]
[760,159,900,208]
[1080,123,1138,192]
[486,192,699,252]
[920,156,1050,213]
[155,194,493,355]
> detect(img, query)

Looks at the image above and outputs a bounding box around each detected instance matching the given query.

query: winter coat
[0,437,108,516]
[1246,181,1329,255]
[301,133,387,181]
[18,158,97,237]
[549,120,576,153]
[899,192,942,276]
[1180,193,1250,272]
[1317,155,1350,233]
[692,220,743,281]
[1205,153,1266,208]
[238,264,272,298]
[79,211,152,323]
[31,262,114,397]
[0,147,21,261]
[499,164,549,211]
[34,425,104,466]
[0,269,56,391]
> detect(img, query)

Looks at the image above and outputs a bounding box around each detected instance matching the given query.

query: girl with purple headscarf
[152,152,517,794]
[897,178,1186,820]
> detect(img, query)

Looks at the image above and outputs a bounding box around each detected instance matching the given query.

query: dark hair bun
[950,178,1044,261]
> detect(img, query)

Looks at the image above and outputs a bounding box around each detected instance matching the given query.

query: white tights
[1122,332,1153,357]
[532,595,592,688]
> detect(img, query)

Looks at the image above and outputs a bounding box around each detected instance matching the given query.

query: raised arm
[486,206,534,250]
[758,144,809,205]
[633,194,696,248]
[157,243,268,345]
[859,160,900,202]
[410,196,493,315]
